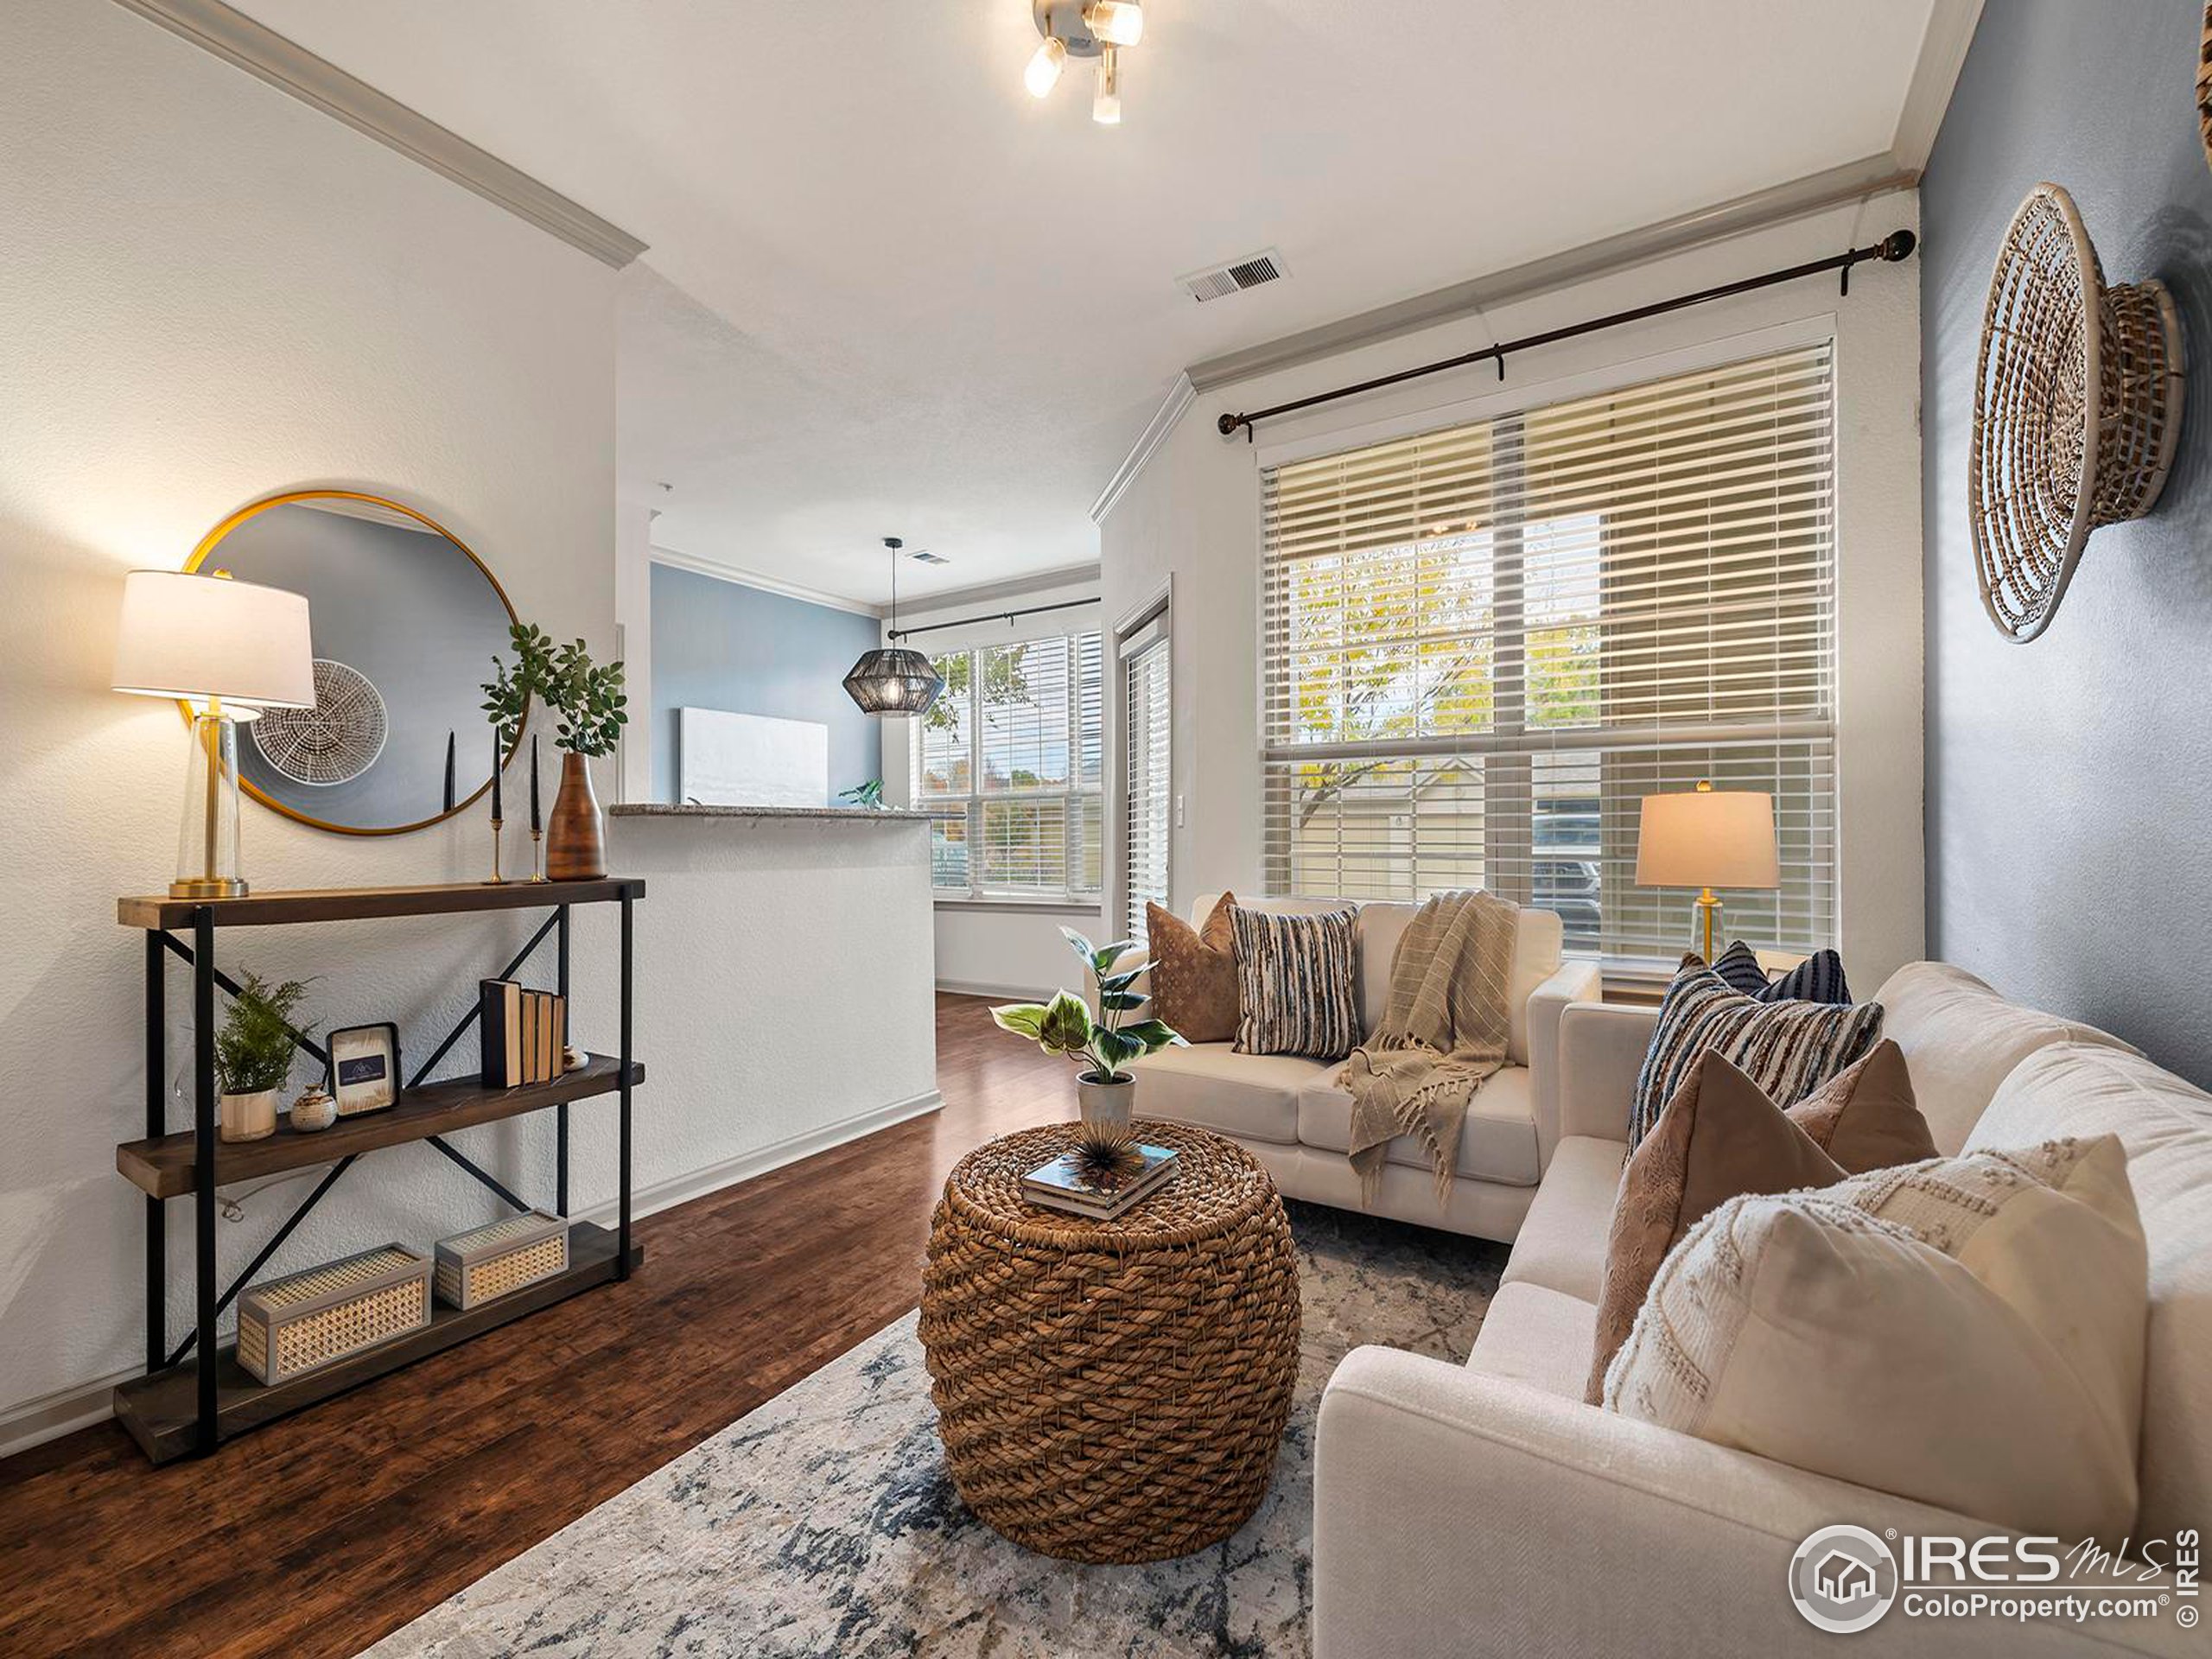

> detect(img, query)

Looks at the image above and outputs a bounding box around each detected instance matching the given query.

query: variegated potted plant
[992,928,1184,1152]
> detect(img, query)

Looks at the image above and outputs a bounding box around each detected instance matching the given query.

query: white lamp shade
[1635,788,1779,889]
[112,569,315,709]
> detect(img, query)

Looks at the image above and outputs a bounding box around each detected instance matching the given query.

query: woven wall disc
[251,658,389,785]
[1969,183,2184,642]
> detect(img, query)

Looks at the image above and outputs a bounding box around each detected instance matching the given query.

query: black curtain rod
[888,596,1098,642]
[1216,229,1917,442]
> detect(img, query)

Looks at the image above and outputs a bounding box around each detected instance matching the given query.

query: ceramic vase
[546,752,607,880]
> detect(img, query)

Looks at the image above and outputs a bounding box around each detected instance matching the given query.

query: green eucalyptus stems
[990,927,1185,1082]
[483,621,629,759]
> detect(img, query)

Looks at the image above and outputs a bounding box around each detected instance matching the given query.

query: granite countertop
[609,803,932,823]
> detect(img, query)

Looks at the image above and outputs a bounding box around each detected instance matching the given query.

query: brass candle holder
[486,817,507,886]
[530,828,547,883]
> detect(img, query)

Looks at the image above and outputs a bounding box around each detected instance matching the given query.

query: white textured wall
[1100,195,1926,984]
[0,0,617,1439]
[586,816,938,1194]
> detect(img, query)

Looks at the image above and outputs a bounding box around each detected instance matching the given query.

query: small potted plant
[992,929,1183,1154]
[214,971,314,1143]
[485,623,627,880]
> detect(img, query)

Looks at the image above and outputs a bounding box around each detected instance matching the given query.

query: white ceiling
[233,0,1944,605]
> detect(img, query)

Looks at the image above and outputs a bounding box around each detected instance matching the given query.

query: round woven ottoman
[918,1120,1300,1564]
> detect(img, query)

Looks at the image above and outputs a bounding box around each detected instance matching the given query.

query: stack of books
[480,979,567,1087]
[1021,1143,1179,1221]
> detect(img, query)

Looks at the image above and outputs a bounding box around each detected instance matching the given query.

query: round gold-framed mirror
[182,490,526,836]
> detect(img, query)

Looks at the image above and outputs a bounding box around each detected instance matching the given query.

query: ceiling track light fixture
[1027,0,1143,122]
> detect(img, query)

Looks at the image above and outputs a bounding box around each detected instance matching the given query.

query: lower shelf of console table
[112,1220,642,1466]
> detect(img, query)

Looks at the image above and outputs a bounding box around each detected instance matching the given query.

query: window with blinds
[1261,343,1836,961]
[917,630,1104,900]
[1121,616,1171,939]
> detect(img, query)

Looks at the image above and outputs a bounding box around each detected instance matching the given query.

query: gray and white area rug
[366,1203,1505,1659]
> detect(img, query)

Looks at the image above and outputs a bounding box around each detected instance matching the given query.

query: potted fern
[485,622,628,880]
[215,971,314,1143]
[992,929,1183,1152]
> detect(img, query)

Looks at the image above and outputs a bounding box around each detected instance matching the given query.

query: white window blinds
[1260,344,1836,961]
[917,630,1104,901]
[1122,619,1171,939]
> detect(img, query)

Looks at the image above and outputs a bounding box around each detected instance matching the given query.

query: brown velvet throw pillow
[1145,892,1240,1045]
[1585,1051,1845,1403]
[1783,1039,1938,1173]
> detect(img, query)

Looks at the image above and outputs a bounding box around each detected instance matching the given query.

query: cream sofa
[1314,962,2209,1656]
[1128,893,1602,1242]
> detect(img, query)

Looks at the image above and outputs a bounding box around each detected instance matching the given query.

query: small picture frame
[327,1022,402,1117]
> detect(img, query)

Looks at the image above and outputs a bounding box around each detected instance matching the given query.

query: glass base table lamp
[112,569,315,899]
[1634,781,1779,963]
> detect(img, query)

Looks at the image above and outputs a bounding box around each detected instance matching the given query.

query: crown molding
[1090,372,1194,524]
[1186,155,1914,394]
[1891,0,1984,171]
[649,546,883,618]
[109,0,647,269]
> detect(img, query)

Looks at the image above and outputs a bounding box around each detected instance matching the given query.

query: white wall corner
[1090,373,1196,525]
[616,499,656,804]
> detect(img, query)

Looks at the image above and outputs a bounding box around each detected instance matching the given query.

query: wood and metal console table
[111,879,645,1465]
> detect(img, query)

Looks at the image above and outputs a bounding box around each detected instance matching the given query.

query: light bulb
[1085,1,1144,48]
[1092,45,1122,124]
[1025,35,1067,98]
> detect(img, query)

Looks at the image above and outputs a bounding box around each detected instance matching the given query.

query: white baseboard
[571,1087,944,1229]
[0,1087,944,1461]
[936,978,1052,1001]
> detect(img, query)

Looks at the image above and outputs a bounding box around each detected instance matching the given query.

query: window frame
[1255,326,1840,966]
[914,627,1105,906]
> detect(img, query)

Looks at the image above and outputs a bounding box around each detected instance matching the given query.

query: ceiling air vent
[907,550,950,565]
[1177,247,1287,303]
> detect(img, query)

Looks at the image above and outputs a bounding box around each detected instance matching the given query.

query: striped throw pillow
[1707,940,1853,1004]
[1628,962,1884,1150]
[1230,906,1360,1059]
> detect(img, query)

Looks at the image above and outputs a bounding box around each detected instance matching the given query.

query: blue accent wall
[650,563,883,804]
[1923,0,2212,1086]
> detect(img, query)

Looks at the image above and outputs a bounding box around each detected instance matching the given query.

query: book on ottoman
[1021,1143,1179,1221]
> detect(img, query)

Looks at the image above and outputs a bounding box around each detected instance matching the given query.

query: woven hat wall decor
[1969,182,2184,642]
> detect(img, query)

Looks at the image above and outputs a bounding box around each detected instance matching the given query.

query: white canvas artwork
[677,708,830,807]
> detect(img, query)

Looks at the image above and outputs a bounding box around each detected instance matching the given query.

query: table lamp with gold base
[1634,781,1780,963]
[112,569,315,899]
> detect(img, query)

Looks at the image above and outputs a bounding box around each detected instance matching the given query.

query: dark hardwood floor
[0,993,1065,1659]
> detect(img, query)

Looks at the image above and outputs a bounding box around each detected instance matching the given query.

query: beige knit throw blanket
[1343,889,1519,1205]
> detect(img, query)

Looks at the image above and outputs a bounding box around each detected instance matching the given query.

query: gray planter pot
[1075,1072,1137,1148]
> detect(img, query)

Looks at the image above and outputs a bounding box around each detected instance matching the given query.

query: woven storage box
[237,1243,431,1386]
[434,1211,569,1310]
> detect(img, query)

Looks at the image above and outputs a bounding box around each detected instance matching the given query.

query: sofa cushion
[1128,1041,1325,1145]
[1194,894,1564,1065]
[1970,1043,2212,1546]
[1786,1039,1936,1173]
[1870,961,2136,1154]
[1465,1281,1598,1400]
[1230,905,1360,1059]
[1497,1135,1627,1302]
[1629,962,1883,1150]
[1145,891,1240,1044]
[1586,1052,1847,1402]
[1298,1064,1541,1187]
[1605,1135,2148,1551]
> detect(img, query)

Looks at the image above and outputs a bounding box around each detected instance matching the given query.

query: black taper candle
[530,735,541,833]
[442,731,455,812]
[492,725,502,820]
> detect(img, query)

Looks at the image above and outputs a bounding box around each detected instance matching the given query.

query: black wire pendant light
[842,537,945,716]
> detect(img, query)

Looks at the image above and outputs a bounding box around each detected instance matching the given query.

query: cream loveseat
[1128,894,1601,1242]
[1314,962,2209,1656]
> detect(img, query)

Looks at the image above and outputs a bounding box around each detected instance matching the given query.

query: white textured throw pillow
[1604,1135,2147,1548]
